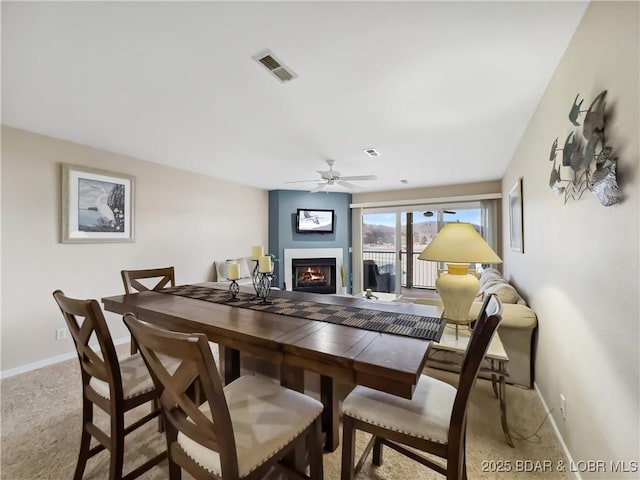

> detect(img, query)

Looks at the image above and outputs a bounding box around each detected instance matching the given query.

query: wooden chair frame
[121,267,175,354]
[52,290,166,480]
[341,294,503,480]
[124,314,323,480]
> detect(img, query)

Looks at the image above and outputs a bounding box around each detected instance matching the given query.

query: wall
[502,2,639,476]
[352,180,501,204]
[268,190,351,290]
[1,127,268,373]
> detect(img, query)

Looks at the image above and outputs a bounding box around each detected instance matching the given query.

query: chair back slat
[124,314,239,478]
[121,267,175,294]
[52,290,122,394]
[448,293,502,447]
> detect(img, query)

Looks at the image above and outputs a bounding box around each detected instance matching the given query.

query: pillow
[479,267,504,291]
[215,257,252,281]
[486,284,524,305]
[478,268,526,305]
[236,257,252,278]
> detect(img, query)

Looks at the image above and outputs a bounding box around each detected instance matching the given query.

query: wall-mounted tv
[296,209,335,233]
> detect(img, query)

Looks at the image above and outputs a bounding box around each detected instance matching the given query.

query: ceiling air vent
[363,148,380,157]
[253,50,298,83]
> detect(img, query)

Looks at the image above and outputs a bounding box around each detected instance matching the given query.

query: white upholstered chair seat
[90,352,179,400]
[177,375,323,477]
[342,374,456,444]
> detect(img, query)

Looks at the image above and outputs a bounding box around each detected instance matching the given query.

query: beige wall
[352,179,501,204]
[1,126,268,372]
[502,2,639,475]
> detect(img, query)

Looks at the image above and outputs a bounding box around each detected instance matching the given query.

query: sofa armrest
[471,301,537,387]
[469,302,537,329]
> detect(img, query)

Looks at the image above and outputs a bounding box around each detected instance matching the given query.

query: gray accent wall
[268,190,352,291]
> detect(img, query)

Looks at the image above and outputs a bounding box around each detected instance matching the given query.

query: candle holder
[257,272,273,305]
[226,279,240,302]
[251,259,261,299]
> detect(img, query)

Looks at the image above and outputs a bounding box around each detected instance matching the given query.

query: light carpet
[1,346,569,480]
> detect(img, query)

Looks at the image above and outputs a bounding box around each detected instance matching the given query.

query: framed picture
[508,178,523,253]
[61,164,135,243]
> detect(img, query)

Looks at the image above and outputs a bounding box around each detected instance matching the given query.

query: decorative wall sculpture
[548,90,622,206]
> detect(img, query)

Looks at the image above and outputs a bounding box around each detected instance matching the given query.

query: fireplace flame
[302,267,326,282]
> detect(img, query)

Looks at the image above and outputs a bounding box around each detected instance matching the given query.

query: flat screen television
[296,209,335,233]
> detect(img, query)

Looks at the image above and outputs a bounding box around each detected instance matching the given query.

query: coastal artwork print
[78,178,125,232]
[508,178,523,253]
[62,164,135,243]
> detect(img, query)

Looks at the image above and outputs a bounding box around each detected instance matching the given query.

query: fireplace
[291,258,336,294]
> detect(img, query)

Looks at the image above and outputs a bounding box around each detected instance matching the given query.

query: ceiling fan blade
[339,175,377,181]
[310,183,328,193]
[337,180,363,191]
[284,179,321,184]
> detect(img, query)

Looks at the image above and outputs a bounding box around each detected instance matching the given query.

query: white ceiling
[2,1,588,193]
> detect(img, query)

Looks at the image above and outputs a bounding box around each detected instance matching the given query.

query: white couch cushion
[215,257,253,281]
[342,374,456,444]
[89,352,179,400]
[479,268,526,305]
[177,375,323,477]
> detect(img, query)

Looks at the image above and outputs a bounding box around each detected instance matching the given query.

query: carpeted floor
[1,345,570,480]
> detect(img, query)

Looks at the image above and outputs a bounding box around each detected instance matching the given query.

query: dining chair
[340,293,502,480]
[53,290,176,480]
[121,267,175,354]
[123,313,324,480]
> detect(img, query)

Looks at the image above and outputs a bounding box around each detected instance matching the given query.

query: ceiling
[2,1,588,193]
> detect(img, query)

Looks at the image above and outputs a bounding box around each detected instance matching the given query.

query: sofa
[471,268,537,388]
[411,268,537,388]
[213,256,255,286]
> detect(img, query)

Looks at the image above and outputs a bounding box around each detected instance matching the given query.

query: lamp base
[436,264,479,339]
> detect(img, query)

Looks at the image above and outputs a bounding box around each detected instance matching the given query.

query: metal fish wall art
[548,90,622,206]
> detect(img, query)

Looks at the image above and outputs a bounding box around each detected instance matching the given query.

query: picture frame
[61,163,135,243]
[508,177,523,253]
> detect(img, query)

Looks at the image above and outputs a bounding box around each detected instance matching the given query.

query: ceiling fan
[285,159,377,193]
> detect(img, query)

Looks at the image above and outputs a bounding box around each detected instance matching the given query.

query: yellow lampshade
[418,222,501,338]
[418,222,502,264]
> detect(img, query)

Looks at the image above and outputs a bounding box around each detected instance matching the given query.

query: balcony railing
[362,249,438,288]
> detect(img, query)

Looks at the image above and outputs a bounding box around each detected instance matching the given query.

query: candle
[227,262,240,280]
[258,255,272,273]
[251,245,264,260]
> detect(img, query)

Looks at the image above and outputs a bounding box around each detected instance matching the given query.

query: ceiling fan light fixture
[285,160,377,193]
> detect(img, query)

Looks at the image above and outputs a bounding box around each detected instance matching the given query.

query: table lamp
[418,222,502,337]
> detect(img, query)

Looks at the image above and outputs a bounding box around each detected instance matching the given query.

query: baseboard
[534,382,582,480]
[0,336,130,379]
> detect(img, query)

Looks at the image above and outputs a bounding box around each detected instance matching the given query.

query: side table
[427,324,514,447]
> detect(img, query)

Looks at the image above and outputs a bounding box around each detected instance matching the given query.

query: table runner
[162,285,446,342]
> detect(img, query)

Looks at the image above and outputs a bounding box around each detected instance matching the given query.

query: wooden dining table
[102,283,444,452]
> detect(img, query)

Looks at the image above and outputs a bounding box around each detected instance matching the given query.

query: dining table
[102,283,445,452]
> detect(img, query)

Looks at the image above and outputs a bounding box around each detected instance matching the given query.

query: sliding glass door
[361,211,401,295]
[361,203,490,294]
[411,207,483,287]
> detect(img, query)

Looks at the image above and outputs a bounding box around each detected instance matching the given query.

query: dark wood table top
[102,284,442,399]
